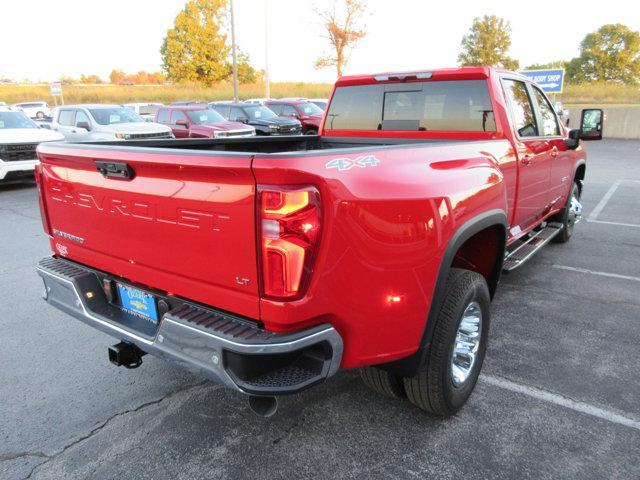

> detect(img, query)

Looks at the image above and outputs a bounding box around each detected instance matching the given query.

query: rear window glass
[325,80,495,132]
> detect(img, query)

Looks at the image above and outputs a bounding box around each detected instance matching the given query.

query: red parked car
[35,67,603,417]
[155,106,255,138]
[265,99,324,135]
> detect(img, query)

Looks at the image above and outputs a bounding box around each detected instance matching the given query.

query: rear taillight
[258,185,321,300]
[34,163,51,235]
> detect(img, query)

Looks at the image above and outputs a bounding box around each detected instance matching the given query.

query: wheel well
[575,163,586,194]
[451,225,505,298]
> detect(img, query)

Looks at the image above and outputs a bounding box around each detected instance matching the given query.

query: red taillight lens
[34,163,51,235]
[258,185,321,300]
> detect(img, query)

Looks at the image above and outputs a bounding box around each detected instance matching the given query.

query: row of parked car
[0,97,328,182]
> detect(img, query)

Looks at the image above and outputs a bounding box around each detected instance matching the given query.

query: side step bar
[503,222,563,272]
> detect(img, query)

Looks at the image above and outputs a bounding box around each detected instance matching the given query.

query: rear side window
[325,80,495,132]
[57,110,75,126]
[531,87,560,136]
[170,110,188,124]
[502,80,537,138]
[157,108,169,123]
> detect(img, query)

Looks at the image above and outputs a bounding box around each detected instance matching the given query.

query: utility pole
[230,0,239,102]
[264,0,270,99]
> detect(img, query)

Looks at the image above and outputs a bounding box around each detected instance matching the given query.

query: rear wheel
[553,182,581,243]
[404,268,490,416]
[360,366,406,399]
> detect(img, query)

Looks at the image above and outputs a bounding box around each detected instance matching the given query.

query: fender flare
[382,209,508,377]
[573,160,587,193]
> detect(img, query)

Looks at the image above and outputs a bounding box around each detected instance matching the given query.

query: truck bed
[81,135,467,155]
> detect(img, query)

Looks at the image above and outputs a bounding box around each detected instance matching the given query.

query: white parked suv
[0,107,64,182]
[51,104,173,142]
[12,101,51,119]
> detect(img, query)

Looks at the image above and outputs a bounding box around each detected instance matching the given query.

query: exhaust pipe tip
[248,395,278,417]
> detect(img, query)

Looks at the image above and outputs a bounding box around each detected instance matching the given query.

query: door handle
[95,161,135,180]
[521,155,532,166]
[550,146,559,158]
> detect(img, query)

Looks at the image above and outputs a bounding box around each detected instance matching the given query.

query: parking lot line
[587,180,621,222]
[552,264,640,283]
[587,219,640,228]
[482,375,640,432]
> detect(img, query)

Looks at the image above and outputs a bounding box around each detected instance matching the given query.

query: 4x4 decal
[325,155,380,171]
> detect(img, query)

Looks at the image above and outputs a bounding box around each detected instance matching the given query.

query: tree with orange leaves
[314,0,367,78]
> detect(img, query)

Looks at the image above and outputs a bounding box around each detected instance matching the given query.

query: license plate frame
[116,283,159,324]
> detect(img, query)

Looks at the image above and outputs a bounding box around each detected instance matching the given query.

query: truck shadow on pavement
[28,363,640,480]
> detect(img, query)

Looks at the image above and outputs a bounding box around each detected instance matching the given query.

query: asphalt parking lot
[1,139,639,480]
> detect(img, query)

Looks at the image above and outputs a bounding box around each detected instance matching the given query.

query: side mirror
[238,116,249,124]
[39,124,51,130]
[566,129,581,150]
[77,121,91,131]
[175,119,188,127]
[580,108,603,141]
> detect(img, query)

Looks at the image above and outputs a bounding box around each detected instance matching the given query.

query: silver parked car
[51,104,173,142]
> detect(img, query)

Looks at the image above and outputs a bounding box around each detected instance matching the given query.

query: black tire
[404,268,490,416]
[360,366,406,399]
[552,182,581,243]
[304,129,318,135]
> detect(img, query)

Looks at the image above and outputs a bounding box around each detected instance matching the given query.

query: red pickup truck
[35,67,603,417]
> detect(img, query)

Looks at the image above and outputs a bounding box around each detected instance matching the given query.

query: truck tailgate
[37,144,259,319]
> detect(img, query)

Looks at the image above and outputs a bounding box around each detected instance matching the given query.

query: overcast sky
[1,0,638,83]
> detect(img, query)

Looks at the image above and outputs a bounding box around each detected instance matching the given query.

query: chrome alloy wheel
[451,301,482,387]
[568,193,583,228]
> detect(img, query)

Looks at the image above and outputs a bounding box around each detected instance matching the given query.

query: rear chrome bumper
[36,257,343,395]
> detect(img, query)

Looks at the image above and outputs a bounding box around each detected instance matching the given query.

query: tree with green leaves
[458,15,519,70]
[161,0,256,85]
[569,24,640,84]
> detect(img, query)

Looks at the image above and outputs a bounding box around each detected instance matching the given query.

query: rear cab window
[324,80,495,132]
